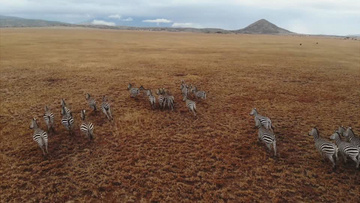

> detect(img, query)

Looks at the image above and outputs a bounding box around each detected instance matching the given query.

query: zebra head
[81,110,86,121]
[250,108,258,116]
[61,98,67,108]
[309,127,319,138]
[30,118,38,129]
[85,93,91,100]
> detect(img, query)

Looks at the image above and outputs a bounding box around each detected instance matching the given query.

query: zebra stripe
[330,132,359,168]
[309,127,338,169]
[44,106,55,131]
[85,93,97,111]
[62,113,74,133]
[343,127,360,148]
[250,108,274,131]
[191,86,206,100]
[183,96,196,116]
[80,110,94,140]
[30,118,48,155]
[102,96,113,120]
[258,126,276,156]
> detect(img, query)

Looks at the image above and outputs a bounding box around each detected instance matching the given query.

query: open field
[0,28,359,202]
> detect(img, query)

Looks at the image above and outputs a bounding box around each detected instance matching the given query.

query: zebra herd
[249,108,359,170]
[309,127,360,169]
[30,95,113,155]
[127,80,206,116]
[29,82,360,171]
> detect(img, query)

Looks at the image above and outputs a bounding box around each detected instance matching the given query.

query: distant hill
[0,15,70,27]
[235,19,293,34]
[0,15,296,35]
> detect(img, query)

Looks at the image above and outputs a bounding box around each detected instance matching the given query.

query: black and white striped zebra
[80,110,94,140]
[147,90,156,109]
[61,106,74,134]
[330,132,359,168]
[181,84,189,98]
[258,126,277,156]
[85,93,97,112]
[30,118,48,155]
[190,85,206,100]
[128,83,140,98]
[102,96,113,120]
[250,108,274,131]
[343,127,360,148]
[308,127,338,169]
[165,95,174,111]
[156,88,174,110]
[43,106,55,132]
[61,98,72,117]
[183,96,197,116]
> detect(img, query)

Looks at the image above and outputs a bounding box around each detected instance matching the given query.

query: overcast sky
[1,0,360,35]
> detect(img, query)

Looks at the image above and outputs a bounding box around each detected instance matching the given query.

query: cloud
[143,18,172,23]
[108,14,121,19]
[171,22,202,28]
[91,20,115,26]
[122,17,133,22]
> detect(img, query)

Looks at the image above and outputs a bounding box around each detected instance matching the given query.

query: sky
[1,0,360,35]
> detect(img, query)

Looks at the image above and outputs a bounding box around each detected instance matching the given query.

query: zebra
[165,95,175,111]
[258,126,277,156]
[190,85,206,100]
[128,83,140,98]
[61,106,74,134]
[308,127,338,169]
[85,93,97,112]
[30,118,48,155]
[61,98,72,117]
[43,106,55,132]
[180,80,186,90]
[183,96,196,116]
[330,132,359,168]
[80,110,94,140]
[156,88,174,110]
[250,108,274,131]
[180,83,189,98]
[102,96,113,120]
[342,127,360,148]
[147,90,156,109]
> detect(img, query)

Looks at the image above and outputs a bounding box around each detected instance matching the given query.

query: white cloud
[122,17,133,22]
[143,18,172,23]
[91,20,115,26]
[108,14,121,19]
[172,22,202,28]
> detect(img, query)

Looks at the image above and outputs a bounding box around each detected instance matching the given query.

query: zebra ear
[45,106,49,111]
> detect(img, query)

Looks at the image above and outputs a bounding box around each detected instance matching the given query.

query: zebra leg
[40,146,46,155]
[273,141,277,157]
[328,155,336,169]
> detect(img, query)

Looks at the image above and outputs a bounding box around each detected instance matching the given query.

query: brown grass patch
[0,28,359,202]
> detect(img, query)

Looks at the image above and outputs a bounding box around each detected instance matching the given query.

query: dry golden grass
[0,28,359,202]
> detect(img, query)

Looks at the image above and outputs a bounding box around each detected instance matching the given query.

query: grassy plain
[0,28,359,202]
